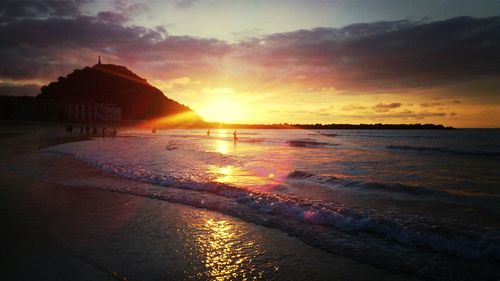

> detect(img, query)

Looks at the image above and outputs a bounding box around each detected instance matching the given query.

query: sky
[0,0,499,127]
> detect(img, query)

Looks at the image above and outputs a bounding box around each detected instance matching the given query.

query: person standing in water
[66,124,73,136]
[207,129,210,137]
[233,130,238,143]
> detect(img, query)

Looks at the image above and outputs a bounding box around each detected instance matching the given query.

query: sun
[198,98,245,123]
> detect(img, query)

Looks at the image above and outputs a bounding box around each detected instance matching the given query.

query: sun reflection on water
[192,217,265,280]
[216,139,230,154]
[210,165,234,183]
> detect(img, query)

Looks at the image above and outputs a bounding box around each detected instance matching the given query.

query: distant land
[199,123,454,130]
[0,61,453,129]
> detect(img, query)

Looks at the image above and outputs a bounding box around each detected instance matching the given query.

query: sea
[45,128,500,280]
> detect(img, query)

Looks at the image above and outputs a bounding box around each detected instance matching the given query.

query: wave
[286,170,453,197]
[287,170,316,179]
[387,145,500,156]
[287,140,339,148]
[165,141,178,150]
[41,147,500,281]
[87,181,500,281]
[238,138,265,143]
[54,150,500,262]
[306,133,338,137]
[345,134,446,139]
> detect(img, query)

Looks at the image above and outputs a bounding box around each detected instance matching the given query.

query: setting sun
[198,97,246,123]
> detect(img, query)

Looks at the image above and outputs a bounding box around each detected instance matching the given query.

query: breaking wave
[387,145,500,156]
[286,170,454,197]
[53,150,500,263]
[287,140,339,148]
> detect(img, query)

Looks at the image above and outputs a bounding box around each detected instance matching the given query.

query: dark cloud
[421,100,463,107]
[340,104,366,111]
[96,11,129,24]
[0,82,40,96]
[0,13,229,82]
[372,103,402,113]
[242,16,500,92]
[420,102,442,107]
[0,0,88,23]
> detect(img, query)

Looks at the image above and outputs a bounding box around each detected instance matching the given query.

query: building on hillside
[66,103,122,122]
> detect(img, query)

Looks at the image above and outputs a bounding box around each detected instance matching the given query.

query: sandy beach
[0,125,417,281]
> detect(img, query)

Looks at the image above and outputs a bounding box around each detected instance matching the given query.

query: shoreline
[0,125,414,280]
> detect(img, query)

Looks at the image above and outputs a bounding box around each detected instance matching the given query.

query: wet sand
[0,125,416,280]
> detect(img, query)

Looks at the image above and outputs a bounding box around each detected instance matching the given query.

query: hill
[37,62,200,121]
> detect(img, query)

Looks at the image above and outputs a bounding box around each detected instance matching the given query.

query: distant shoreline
[203,123,455,130]
[1,120,455,130]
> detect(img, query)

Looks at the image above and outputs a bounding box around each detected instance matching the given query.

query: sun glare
[198,98,245,123]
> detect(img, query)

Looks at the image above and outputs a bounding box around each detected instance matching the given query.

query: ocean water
[46,129,500,280]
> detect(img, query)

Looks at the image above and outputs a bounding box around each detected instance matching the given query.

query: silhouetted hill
[37,63,200,121]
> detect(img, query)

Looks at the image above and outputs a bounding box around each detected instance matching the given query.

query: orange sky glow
[1,0,499,127]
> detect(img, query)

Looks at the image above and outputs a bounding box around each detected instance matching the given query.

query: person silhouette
[233,130,238,143]
[207,129,210,137]
[66,124,73,136]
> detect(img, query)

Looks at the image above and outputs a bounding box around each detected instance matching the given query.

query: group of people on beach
[66,124,117,139]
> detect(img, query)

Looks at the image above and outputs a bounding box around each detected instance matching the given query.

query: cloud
[174,0,198,9]
[0,82,40,96]
[372,103,402,112]
[420,102,442,107]
[421,99,464,107]
[287,110,332,118]
[0,0,88,23]
[96,11,130,24]
[0,13,230,82]
[111,1,149,18]
[239,16,500,92]
[340,104,366,111]
[346,110,447,120]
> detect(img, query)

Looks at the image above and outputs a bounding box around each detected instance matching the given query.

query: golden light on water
[216,139,230,154]
[210,164,276,188]
[212,165,234,183]
[194,218,264,280]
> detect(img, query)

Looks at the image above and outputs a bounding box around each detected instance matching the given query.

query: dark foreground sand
[0,125,416,280]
